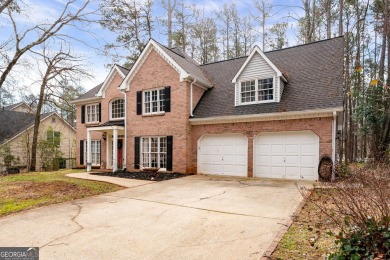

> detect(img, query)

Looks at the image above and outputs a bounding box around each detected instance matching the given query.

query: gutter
[190,79,197,117]
[121,89,127,168]
[189,107,344,125]
[70,96,101,105]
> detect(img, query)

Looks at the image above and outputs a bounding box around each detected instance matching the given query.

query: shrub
[328,217,390,259]
[307,163,390,258]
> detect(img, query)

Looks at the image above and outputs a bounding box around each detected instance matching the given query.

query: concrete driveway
[0,175,309,260]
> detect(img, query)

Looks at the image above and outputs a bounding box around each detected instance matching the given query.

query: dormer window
[110,99,124,120]
[240,77,274,105]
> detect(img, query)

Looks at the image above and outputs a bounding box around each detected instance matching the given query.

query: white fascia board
[96,65,126,98]
[189,107,343,125]
[232,46,284,83]
[120,39,188,91]
[87,126,125,132]
[70,96,101,105]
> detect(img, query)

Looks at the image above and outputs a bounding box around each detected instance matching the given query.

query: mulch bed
[91,171,189,181]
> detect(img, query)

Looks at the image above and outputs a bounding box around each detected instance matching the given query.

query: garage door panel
[199,135,248,177]
[255,131,319,180]
[271,144,284,154]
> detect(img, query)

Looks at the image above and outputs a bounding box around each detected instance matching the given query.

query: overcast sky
[1,0,306,95]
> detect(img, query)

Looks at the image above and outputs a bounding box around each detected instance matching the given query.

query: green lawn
[0,169,123,217]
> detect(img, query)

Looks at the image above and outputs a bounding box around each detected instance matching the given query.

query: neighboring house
[0,109,76,171]
[72,37,343,180]
[3,102,34,113]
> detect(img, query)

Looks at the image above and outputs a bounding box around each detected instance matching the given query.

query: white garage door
[198,134,248,176]
[254,131,319,180]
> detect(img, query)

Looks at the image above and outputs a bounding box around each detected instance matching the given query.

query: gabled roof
[192,37,344,119]
[120,39,212,91]
[3,102,33,111]
[231,46,286,83]
[0,111,53,144]
[74,64,130,103]
[96,64,130,98]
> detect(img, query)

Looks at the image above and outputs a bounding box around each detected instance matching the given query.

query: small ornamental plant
[328,217,390,259]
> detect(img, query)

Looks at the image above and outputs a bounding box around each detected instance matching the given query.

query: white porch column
[113,128,118,172]
[86,130,92,172]
[106,133,111,169]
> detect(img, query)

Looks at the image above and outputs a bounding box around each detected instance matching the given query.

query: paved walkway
[66,172,153,188]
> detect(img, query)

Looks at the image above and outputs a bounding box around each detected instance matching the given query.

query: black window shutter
[80,140,84,165]
[164,86,171,112]
[81,105,85,124]
[166,136,173,171]
[98,103,101,122]
[136,91,142,115]
[134,137,140,169]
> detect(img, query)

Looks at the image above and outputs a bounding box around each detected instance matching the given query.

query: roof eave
[190,107,343,125]
[70,96,101,105]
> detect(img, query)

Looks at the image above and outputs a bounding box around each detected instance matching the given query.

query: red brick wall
[75,69,125,168]
[125,49,192,173]
[190,117,333,177]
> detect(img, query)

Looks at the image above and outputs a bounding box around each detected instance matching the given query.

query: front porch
[86,121,125,172]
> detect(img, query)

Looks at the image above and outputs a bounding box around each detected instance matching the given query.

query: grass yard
[0,169,123,217]
[271,189,339,259]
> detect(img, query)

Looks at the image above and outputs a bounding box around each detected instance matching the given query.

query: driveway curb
[261,189,313,259]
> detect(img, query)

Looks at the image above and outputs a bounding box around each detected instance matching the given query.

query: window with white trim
[86,104,100,123]
[84,140,101,165]
[141,137,167,168]
[144,88,165,114]
[240,77,274,104]
[110,99,124,119]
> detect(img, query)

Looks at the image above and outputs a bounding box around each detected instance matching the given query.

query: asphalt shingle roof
[193,37,344,118]
[155,42,212,86]
[0,110,52,143]
[75,83,102,101]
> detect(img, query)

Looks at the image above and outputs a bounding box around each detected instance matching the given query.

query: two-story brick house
[72,37,343,180]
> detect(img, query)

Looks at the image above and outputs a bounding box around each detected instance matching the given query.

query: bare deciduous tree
[29,43,90,171]
[0,0,95,89]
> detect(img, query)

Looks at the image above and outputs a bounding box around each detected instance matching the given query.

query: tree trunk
[30,67,50,171]
[339,0,343,36]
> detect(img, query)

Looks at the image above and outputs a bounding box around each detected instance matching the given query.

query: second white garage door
[254,131,319,180]
[198,134,248,177]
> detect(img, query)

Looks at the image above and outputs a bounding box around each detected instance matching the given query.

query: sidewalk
[66,172,154,188]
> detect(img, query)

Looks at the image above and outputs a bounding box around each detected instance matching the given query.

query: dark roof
[95,120,125,127]
[193,37,344,118]
[76,83,102,101]
[75,65,130,101]
[155,41,212,86]
[3,102,28,110]
[0,111,52,143]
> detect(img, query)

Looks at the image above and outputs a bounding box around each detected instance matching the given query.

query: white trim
[332,111,337,167]
[142,87,166,115]
[70,97,101,105]
[86,126,124,132]
[232,46,285,83]
[109,98,125,120]
[96,65,127,98]
[189,107,344,125]
[238,77,276,105]
[85,103,100,124]
[119,39,212,91]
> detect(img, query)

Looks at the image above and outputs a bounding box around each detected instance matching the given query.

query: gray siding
[235,52,281,105]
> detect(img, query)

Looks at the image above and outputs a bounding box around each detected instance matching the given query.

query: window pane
[111,99,124,118]
[240,80,256,103]
[258,78,273,101]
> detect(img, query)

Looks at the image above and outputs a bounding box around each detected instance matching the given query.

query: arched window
[110,99,124,119]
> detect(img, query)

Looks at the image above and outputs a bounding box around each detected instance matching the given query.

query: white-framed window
[141,137,167,168]
[240,77,274,104]
[47,130,61,147]
[110,99,124,119]
[84,140,101,165]
[86,104,100,123]
[143,88,165,114]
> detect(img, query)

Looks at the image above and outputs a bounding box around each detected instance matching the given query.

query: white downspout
[121,90,127,169]
[190,79,197,117]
